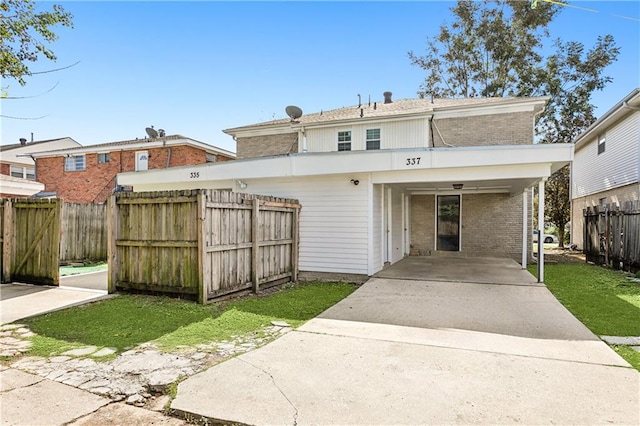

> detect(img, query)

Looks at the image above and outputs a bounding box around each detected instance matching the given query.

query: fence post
[51,199,61,286]
[107,195,118,293]
[2,199,13,283]
[292,206,299,282]
[252,198,260,293]
[197,191,208,304]
[604,205,610,267]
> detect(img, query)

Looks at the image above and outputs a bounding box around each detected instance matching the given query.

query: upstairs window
[597,133,606,155]
[366,128,381,150]
[97,153,110,164]
[10,165,35,180]
[338,131,351,151]
[65,155,86,171]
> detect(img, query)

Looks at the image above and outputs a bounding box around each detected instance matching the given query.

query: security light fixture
[237,180,248,189]
[452,183,463,190]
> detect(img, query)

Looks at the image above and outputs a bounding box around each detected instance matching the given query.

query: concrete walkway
[0,271,108,324]
[172,257,640,425]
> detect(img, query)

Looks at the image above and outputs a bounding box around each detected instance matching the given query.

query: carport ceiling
[390,177,541,195]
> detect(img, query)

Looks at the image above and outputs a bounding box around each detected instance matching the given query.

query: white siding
[573,112,640,198]
[370,184,384,274]
[391,187,404,263]
[236,174,370,275]
[305,118,429,153]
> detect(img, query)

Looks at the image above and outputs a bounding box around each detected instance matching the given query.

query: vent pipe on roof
[31,132,34,143]
[383,91,393,104]
[19,138,27,145]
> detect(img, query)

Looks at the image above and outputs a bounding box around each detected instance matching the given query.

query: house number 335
[406,157,421,165]
[190,172,200,178]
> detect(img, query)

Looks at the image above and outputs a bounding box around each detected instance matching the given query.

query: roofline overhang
[21,137,236,159]
[117,144,573,188]
[223,96,550,138]
[573,88,640,151]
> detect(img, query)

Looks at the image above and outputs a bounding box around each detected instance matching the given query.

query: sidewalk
[1,367,184,425]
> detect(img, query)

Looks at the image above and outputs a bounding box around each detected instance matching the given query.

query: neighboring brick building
[28,135,235,203]
[0,137,80,197]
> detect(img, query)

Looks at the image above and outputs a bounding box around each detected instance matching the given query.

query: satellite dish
[145,126,158,138]
[285,105,303,121]
[158,129,166,137]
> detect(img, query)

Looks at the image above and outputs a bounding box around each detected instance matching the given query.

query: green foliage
[24,335,86,358]
[544,166,570,248]
[0,0,73,86]
[612,346,640,371]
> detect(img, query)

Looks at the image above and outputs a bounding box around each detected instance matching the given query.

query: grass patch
[24,295,219,351]
[530,263,640,370]
[24,335,87,358]
[533,263,640,336]
[22,282,356,355]
[155,282,354,350]
[612,346,640,370]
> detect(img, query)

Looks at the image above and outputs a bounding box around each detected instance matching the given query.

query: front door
[437,195,460,251]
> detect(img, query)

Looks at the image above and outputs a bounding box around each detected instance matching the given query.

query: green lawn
[60,262,108,277]
[530,263,640,369]
[21,282,355,356]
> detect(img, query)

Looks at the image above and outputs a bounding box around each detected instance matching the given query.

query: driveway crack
[237,358,299,426]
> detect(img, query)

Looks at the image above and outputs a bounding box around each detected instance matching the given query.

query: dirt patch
[544,247,586,264]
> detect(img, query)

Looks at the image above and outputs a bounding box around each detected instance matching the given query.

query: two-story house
[27,135,236,203]
[0,136,80,197]
[117,93,573,278]
[571,88,640,249]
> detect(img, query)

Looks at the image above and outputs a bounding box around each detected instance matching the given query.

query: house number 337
[406,157,421,166]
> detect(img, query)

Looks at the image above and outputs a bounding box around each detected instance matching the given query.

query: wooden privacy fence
[584,200,640,272]
[60,203,107,262]
[1,198,61,285]
[108,189,300,303]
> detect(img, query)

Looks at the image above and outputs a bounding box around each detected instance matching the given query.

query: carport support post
[522,190,527,269]
[537,179,546,283]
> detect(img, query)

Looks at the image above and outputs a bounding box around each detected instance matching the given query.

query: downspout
[163,137,171,168]
[428,116,434,148]
[532,104,546,144]
[301,127,307,153]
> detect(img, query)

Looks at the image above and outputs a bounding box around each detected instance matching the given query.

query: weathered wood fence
[584,200,640,272]
[60,203,107,262]
[1,198,61,285]
[108,189,300,303]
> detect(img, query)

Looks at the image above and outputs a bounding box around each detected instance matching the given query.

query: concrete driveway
[172,257,640,425]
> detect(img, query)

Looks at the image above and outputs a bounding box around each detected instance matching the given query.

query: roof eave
[573,88,640,150]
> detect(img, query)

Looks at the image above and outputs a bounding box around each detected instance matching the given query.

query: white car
[532,231,558,244]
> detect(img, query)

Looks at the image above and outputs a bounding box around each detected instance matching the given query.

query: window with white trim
[597,133,606,155]
[366,128,381,150]
[10,165,36,180]
[64,155,86,171]
[97,153,110,164]
[337,131,351,151]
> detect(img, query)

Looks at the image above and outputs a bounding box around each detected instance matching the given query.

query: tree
[409,0,620,248]
[0,0,73,87]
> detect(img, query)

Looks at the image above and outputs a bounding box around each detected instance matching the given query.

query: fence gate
[1,198,61,285]
[584,200,640,272]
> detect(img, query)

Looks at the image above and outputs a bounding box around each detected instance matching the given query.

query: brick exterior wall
[36,145,233,204]
[410,195,435,255]
[571,183,640,249]
[0,163,10,175]
[411,192,531,261]
[433,112,533,147]
[236,133,298,159]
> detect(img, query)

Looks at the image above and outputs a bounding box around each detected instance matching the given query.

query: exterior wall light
[237,180,248,189]
[452,183,463,190]
[350,179,360,186]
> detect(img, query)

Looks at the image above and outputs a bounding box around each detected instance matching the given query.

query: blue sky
[1,1,638,153]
